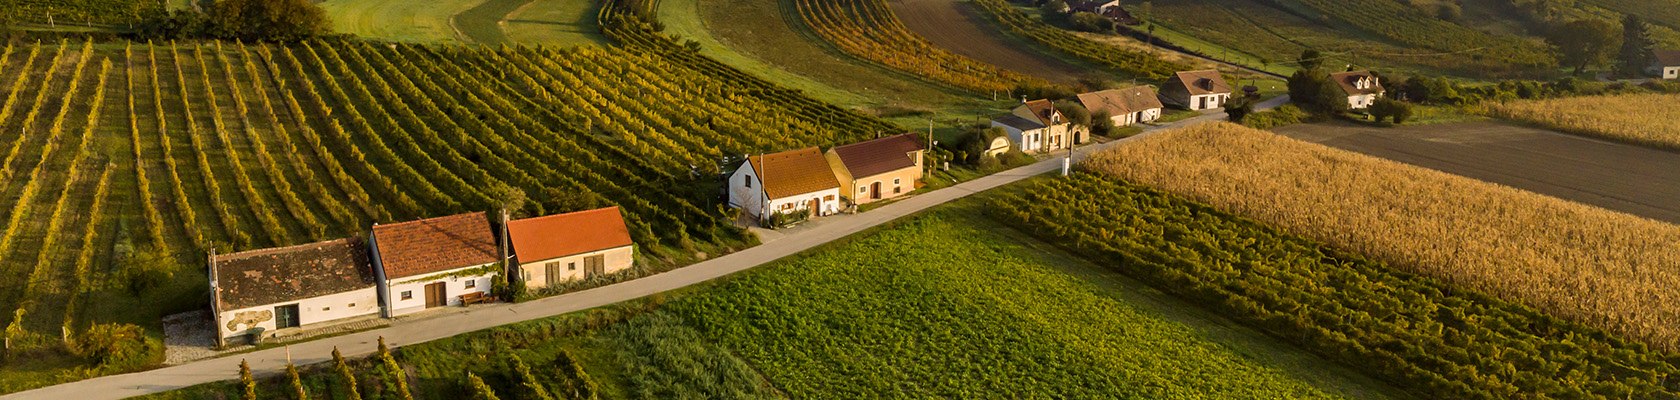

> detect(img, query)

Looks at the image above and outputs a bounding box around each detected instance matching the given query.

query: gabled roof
[831,134,925,178]
[1021,99,1061,126]
[1170,70,1230,96]
[1329,70,1384,96]
[214,238,375,310]
[1656,50,1680,67]
[748,147,842,199]
[372,212,498,279]
[993,114,1045,131]
[508,207,633,263]
[1077,86,1165,116]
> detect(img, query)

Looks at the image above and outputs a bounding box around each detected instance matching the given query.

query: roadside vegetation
[1483,92,1680,151]
[1086,123,1680,354]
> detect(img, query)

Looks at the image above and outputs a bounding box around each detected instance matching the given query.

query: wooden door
[424,282,446,308]
[545,262,560,287]
[807,198,820,217]
[584,255,606,279]
[870,182,882,200]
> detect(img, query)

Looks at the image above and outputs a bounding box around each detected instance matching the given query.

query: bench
[459,291,493,305]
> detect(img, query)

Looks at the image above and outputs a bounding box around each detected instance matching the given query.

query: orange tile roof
[1170,70,1230,96]
[748,147,841,199]
[508,206,633,263]
[1024,99,1060,126]
[372,212,498,279]
[831,134,925,179]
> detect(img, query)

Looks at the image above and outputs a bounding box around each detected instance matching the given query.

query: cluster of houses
[991,69,1234,153]
[727,133,928,224]
[210,207,635,346]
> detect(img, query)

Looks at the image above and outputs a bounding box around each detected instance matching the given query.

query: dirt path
[888,0,1089,83]
[1275,121,1680,224]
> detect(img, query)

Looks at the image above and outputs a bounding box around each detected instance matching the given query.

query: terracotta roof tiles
[748,147,842,199]
[373,212,498,279]
[1077,86,1165,116]
[508,207,633,263]
[831,134,925,179]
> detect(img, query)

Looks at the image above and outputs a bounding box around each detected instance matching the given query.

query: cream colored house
[825,134,926,206]
[1330,70,1385,110]
[508,206,635,289]
[370,212,499,317]
[1160,70,1231,111]
[210,238,379,347]
[991,99,1082,153]
[1077,86,1164,127]
[1656,50,1680,80]
[728,147,843,224]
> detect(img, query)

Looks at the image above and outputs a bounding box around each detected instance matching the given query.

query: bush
[1241,104,1311,129]
[74,323,162,372]
[125,245,175,297]
[1368,98,1413,125]
[1070,12,1115,33]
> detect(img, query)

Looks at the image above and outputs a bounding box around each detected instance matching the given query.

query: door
[870,182,882,200]
[545,262,561,287]
[424,282,447,308]
[1196,97,1205,109]
[807,198,820,217]
[584,255,606,279]
[274,304,300,329]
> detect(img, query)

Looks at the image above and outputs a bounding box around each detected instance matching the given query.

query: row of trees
[134,0,329,42]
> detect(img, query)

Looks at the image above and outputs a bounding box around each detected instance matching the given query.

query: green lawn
[318,0,485,43]
[500,0,610,45]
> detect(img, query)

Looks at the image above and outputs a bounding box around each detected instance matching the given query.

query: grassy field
[0,37,896,393]
[140,204,1398,399]
[1086,122,1680,353]
[500,0,610,45]
[317,0,483,43]
[1483,93,1680,151]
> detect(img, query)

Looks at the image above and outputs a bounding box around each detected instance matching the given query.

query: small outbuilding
[209,238,378,347]
[1077,86,1165,127]
[728,147,843,224]
[507,206,635,289]
[370,212,499,317]
[1329,70,1385,110]
[825,133,926,206]
[1160,70,1231,111]
[1656,50,1680,80]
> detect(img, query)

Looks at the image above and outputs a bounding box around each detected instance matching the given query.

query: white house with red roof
[507,206,637,289]
[370,212,500,317]
[728,147,843,224]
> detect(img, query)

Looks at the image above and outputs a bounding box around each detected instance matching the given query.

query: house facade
[210,238,379,346]
[1330,70,1385,110]
[728,147,843,223]
[1656,50,1680,80]
[370,212,499,317]
[991,99,1081,153]
[508,207,636,289]
[1160,70,1231,111]
[1077,86,1164,127]
[825,134,926,206]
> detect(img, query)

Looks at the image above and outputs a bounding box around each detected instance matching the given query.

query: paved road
[6,98,1280,400]
[1275,121,1680,224]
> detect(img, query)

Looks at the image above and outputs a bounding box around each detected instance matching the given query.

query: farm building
[1656,50,1680,80]
[370,212,500,317]
[992,99,1082,153]
[1330,70,1385,110]
[507,207,636,289]
[1161,70,1231,111]
[1077,86,1164,127]
[728,147,843,224]
[1069,0,1138,24]
[825,133,926,206]
[209,238,379,347]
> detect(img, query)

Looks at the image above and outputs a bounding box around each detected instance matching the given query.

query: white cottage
[507,206,636,290]
[1330,70,1385,110]
[991,99,1080,153]
[1656,50,1680,80]
[370,212,499,317]
[728,147,843,224]
[210,238,379,347]
[1160,70,1231,111]
[1077,86,1165,127]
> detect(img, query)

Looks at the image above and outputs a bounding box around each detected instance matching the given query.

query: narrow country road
[6,97,1285,400]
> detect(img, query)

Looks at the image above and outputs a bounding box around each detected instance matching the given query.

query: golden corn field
[1483,93,1680,151]
[1086,122,1680,351]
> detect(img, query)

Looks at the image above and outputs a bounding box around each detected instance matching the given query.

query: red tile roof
[1170,70,1230,96]
[748,147,842,199]
[831,134,925,179]
[1077,86,1164,116]
[508,207,633,263]
[1024,99,1061,126]
[373,212,498,279]
[214,238,375,310]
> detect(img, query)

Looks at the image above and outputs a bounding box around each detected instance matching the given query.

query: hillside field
[1483,93,1680,151]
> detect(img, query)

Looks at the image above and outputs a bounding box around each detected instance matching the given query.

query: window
[782,203,793,210]
[859,187,868,193]
[323,306,331,311]
[744,175,752,188]
[401,291,413,300]
[569,262,577,271]
[465,279,476,289]
[349,303,355,307]
[825,195,835,201]
[894,186,902,194]
[893,178,901,185]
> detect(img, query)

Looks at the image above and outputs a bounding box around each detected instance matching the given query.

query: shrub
[241,359,257,400]
[467,372,501,400]
[1241,104,1310,129]
[1069,12,1115,33]
[73,323,162,372]
[288,362,309,400]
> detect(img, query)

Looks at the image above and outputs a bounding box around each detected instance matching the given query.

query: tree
[125,244,175,297]
[1070,12,1115,33]
[1617,15,1656,77]
[199,0,330,41]
[1287,68,1346,115]
[1090,110,1116,136]
[1546,18,1622,76]
[241,359,258,400]
[1053,100,1092,128]
[1224,96,1255,123]
[1311,76,1351,115]
[1040,0,1068,16]
[1367,98,1414,125]
[1298,49,1324,71]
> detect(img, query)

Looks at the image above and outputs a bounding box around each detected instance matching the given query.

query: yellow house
[507,206,635,289]
[825,133,926,206]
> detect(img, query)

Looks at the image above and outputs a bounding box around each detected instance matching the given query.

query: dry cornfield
[1483,93,1680,150]
[1086,122,1680,351]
